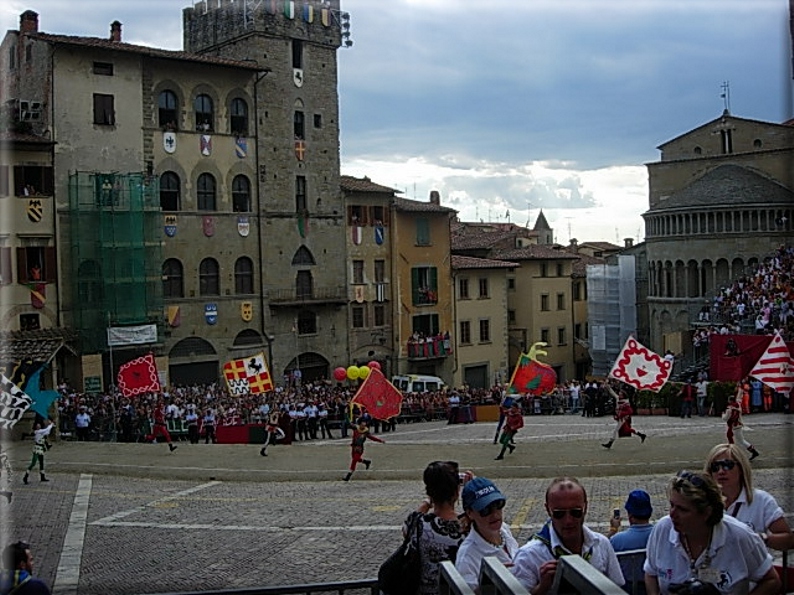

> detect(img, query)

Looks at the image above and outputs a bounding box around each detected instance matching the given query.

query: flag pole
[107,311,114,392]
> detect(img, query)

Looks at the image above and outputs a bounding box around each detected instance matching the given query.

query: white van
[391,374,447,393]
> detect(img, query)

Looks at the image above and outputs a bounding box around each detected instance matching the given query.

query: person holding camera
[643,471,780,594]
[609,489,654,595]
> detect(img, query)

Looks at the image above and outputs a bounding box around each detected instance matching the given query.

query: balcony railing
[267,285,347,306]
[406,334,452,360]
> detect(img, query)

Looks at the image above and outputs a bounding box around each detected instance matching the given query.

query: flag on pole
[223,352,273,396]
[117,354,161,397]
[749,331,794,394]
[350,368,403,420]
[0,373,33,428]
[609,337,672,392]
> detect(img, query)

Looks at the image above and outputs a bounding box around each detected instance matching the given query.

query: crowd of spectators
[707,244,794,341]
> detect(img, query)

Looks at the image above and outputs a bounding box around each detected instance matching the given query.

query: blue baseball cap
[462,477,506,512]
[625,489,652,518]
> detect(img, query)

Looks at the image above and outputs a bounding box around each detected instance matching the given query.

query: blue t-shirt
[609,523,653,551]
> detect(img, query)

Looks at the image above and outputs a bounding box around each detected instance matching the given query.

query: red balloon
[368,360,381,371]
[333,366,347,381]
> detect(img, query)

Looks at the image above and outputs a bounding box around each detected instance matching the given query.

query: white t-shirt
[643,514,773,594]
[456,524,519,590]
[727,487,785,534]
[511,524,624,591]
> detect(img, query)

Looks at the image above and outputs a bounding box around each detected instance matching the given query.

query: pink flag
[749,331,794,394]
[609,337,672,392]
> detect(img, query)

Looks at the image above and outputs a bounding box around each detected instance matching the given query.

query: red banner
[117,354,160,397]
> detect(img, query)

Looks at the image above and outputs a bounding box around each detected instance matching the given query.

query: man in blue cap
[608,489,654,594]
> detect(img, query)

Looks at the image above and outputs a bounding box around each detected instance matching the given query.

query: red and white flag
[608,337,672,392]
[749,331,794,394]
[117,354,161,397]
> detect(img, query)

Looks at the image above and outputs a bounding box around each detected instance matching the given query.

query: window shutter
[42,167,54,195]
[0,165,9,197]
[429,267,438,293]
[0,247,12,284]
[44,247,56,283]
[13,166,24,196]
[16,247,28,283]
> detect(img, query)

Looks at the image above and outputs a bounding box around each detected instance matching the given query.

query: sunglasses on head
[709,459,737,473]
[675,470,706,488]
[551,508,584,520]
[478,499,506,517]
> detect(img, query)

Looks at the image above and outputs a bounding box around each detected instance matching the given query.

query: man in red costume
[343,419,384,481]
[145,399,178,452]
[602,384,646,449]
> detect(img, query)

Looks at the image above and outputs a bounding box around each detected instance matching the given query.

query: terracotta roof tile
[493,244,579,261]
[394,197,457,214]
[340,175,399,194]
[570,253,606,277]
[451,255,519,270]
[0,328,80,363]
[451,222,534,251]
[29,32,263,70]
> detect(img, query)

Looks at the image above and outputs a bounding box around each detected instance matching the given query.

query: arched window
[231,98,248,135]
[291,246,316,265]
[158,90,178,130]
[160,171,180,211]
[197,173,216,211]
[199,258,220,296]
[232,175,251,212]
[162,258,184,298]
[194,94,214,131]
[235,256,254,294]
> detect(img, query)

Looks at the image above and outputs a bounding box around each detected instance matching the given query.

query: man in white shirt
[74,406,91,441]
[512,477,624,594]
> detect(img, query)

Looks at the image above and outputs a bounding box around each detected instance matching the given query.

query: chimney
[429,190,440,205]
[569,238,579,252]
[20,10,39,34]
[624,237,634,248]
[110,20,122,42]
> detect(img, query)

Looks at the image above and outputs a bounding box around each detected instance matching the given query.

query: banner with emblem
[200,134,212,156]
[375,224,385,245]
[241,301,253,322]
[354,286,365,303]
[352,225,362,245]
[27,199,43,223]
[235,136,247,159]
[29,283,45,309]
[609,336,672,392]
[295,139,306,160]
[167,305,181,328]
[237,216,250,237]
[204,303,218,325]
[284,0,295,19]
[293,68,304,88]
[223,352,274,396]
[164,214,177,237]
[164,131,176,154]
[303,2,313,22]
[203,215,215,237]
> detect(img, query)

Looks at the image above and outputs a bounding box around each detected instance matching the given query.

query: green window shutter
[411,268,420,305]
[416,218,429,245]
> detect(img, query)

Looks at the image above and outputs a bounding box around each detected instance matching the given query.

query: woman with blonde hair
[704,443,793,552]
[643,470,779,594]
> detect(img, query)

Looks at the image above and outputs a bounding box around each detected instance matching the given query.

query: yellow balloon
[358,365,370,379]
[346,365,360,380]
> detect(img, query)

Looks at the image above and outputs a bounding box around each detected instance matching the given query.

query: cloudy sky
[3,0,791,244]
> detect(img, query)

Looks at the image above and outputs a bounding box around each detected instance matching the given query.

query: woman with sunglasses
[455,477,518,592]
[704,443,793,552]
[404,461,470,594]
[643,471,780,594]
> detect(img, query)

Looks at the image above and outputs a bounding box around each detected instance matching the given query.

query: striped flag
[749,332,794,394]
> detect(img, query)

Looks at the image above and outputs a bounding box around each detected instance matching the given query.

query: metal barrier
[439,560,476,595]
[143,579,378,595]
[479,557,529,595]
[551,555,627,595]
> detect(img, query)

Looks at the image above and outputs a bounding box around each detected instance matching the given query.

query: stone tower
[183,0,350,379]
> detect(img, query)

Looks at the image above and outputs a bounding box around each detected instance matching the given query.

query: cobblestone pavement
[3,412,792,594]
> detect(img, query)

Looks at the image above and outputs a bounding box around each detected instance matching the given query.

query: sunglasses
[709,459,737,473]
[675,470,706,488]
[478,499,506,517]
[551,508,584,520]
